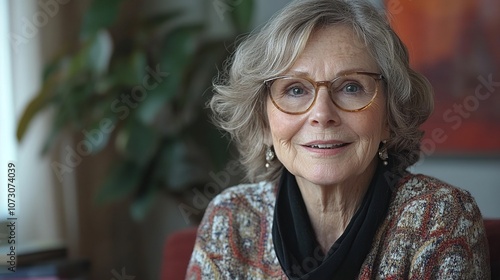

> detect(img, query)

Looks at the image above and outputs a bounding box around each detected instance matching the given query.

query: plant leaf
[115,118,158,165]
[80,0,125,39]
[109,50,147,86]
[88,30,113,76]
[136,25,202,123]
[139,10,183,30]
[185,112,232,171]
[95,161,143,204]
[83,121,114,155]
[230,0,254,32]
[16,74,60,141]
[160,24,202,73]
[135,80,172,124]
[130,186,157,221]
[177,38,228,113]
[156,139,210,193]
[42,52,67,81]
[67,31,113,79]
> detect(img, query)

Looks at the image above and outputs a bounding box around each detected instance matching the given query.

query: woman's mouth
[305,143,350,149]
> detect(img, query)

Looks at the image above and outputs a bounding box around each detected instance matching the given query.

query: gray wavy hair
[210,0,434,183]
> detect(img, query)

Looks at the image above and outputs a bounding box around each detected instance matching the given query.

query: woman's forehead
[283,26,378,78]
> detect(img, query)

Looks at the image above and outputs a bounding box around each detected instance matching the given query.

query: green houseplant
[17,0,254,220]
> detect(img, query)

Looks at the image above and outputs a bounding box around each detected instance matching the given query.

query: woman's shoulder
[363,173,490,278]
[188,181,284,279]
[199,181,277,229]
[210,181,277,209]
[392,173,478,212]
[388,172,485,240]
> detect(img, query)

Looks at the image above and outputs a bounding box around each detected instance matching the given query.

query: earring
[265,146,275,168]
[378,140,389,166]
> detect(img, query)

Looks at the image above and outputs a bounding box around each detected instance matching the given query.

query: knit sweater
[186,173,490,279]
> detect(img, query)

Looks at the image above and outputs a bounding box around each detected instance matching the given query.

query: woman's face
[266,25,390,187]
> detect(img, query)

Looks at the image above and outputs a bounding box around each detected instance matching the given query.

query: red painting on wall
[386,0,500,155]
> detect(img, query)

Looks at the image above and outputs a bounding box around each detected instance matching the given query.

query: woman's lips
[301,141,351,155]
[305,143,349,149]
[302,140,351,149]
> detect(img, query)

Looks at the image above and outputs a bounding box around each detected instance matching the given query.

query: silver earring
[265,146,275,168]
[378,140,389,166]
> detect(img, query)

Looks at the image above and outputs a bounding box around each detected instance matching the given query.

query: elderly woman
[186,0,490,279]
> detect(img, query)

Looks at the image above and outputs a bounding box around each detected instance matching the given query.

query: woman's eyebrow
[283,68,378,79]
[282,70,310,77]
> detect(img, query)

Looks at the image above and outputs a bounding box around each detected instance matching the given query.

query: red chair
[161,220,500,280]
[484,219,500,279]
[161,227,198,280]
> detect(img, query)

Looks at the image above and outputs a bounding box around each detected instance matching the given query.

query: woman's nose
[308,88,341,127]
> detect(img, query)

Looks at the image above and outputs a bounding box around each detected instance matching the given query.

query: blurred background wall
[1,0,499,279]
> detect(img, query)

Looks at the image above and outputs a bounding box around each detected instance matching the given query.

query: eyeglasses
[264,71,384,114]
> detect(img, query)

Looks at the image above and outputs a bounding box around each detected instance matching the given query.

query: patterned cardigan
[186,174,490,279]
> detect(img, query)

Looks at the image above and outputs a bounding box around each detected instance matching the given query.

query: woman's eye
[344,83,361,93]
[291,87,303,95]
[285,85,307,96]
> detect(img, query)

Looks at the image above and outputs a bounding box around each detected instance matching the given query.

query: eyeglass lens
[269,73,378,113]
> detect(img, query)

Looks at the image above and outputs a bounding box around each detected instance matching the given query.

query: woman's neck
[295,160,377,253]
